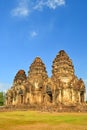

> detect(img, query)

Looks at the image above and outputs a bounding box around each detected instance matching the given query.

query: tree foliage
[0,92,4,106]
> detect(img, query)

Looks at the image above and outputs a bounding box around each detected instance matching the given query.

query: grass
[0,110,87,130]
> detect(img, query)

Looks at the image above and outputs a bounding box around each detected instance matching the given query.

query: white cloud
[30,31,38,38]
[34,0,65,10]
[47,0,65,9]
[11,0,29,17]
[11,0,65,17]
[33,1,45,11]
[12,7,29,17]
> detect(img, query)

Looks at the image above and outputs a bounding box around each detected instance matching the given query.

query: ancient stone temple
[6,50,86,109]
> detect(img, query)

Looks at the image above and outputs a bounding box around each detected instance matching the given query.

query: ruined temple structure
[6,50,86,109]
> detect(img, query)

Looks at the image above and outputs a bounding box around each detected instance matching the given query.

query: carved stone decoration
[51,50,86,105]
[52,50,74,83]
[28,57,48,82]
[27,57,48,104]
[5,50,86,110]
[13,70,27,85]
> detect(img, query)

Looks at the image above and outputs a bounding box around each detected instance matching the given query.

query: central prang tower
[27,57,48,104]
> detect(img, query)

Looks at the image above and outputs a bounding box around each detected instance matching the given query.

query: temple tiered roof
[28,57,48,82]
[52,50,74,83]
[13,70,27,85]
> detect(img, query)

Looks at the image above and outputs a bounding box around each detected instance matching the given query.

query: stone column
[72,89,74,103]
[59,89,62,103]
[78,92,81,103]
[61,89,63,103]
[84,92,86,103]
[52,89,56,105]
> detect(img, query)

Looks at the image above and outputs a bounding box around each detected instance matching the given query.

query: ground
[0,110,87,130]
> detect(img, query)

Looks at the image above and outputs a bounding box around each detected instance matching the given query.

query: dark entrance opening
[80,91,84,103]
[21,95,23,104]
[19,89,23,104]
[48,93,52,103]
[46,86,52,103]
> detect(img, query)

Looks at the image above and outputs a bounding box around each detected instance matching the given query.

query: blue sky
[0,0,87,93]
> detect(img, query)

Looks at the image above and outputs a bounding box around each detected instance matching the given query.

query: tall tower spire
[52,50,74,83]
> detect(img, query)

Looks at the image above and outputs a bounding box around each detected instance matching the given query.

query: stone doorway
[48,93,53,103]
[80,91,84,103]
[46,85,53,103]
[21,95,23,104]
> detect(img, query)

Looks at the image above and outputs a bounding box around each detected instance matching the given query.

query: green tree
[0,92,4,106]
